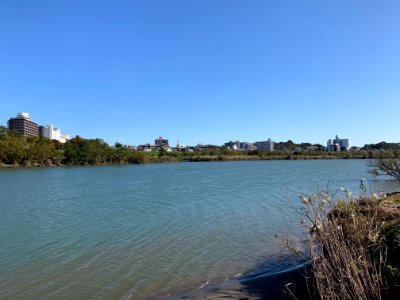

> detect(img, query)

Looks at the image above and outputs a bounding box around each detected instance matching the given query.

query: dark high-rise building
[8,112,39,137]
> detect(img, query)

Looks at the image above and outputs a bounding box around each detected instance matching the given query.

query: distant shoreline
[0,154,369,169]
[2,132,395,168]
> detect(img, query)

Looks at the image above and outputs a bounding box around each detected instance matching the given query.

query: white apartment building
[41,124,70,143]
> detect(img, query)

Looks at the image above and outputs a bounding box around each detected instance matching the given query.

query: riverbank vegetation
[1,126,399,167]
[369,151,400,182]
[299,190,400,299]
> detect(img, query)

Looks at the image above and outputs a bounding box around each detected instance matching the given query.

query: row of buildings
[7,112,70,143]
[136,138,221,152]
[5,112,353,152]
[225,136,352,152]
[136,137,175,152]
[224,139,274,151]
[135,137,276,153]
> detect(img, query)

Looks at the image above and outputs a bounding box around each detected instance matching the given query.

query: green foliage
[28,136,62,165]
[247,149,260,156]
[385,265,400,278]
[158,148,166,158]
[0,125,9,137]
[0,134,27,164]
[364,142,400,151]
[0,133,62,165]
[63,136,89,165]
[382,219,400,296]
[63,136,124,165]
[127,152,148,164]
[0,129,399,168]
[383,220,400,257]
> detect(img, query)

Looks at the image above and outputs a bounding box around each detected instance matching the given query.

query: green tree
[0,135,27,164]
[113,144,129,163]
[0,125,9,137]
[63,136,90,165]
[87,139,109,164]
[284,139,296,150]
[158,148,166,158]
[28,136,57,165]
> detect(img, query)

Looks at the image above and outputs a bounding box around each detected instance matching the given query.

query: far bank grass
[142,149,376,163]
[0,150,384,168]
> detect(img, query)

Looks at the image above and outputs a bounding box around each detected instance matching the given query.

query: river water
[0,160,398,299]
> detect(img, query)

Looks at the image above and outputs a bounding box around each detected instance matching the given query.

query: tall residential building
[255,138,274,151]
[327,135,350,151]
[339,139,350,149]
[8,112,39,137]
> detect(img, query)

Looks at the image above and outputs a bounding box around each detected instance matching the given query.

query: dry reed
[298,189,400,300]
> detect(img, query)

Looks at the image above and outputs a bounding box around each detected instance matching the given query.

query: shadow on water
[236,260,317,300]
[177,255,318,300]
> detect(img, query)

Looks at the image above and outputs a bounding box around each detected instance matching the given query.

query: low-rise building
[126,145,137,151]
[224,140,240,150]
[175,142,193,152]
[39,125,50,138]
[350,146,361,151]
[255,138,274,151]
[155,137,169,149]
[40,124,70,143]
[194,144,221,151]
[224,141,257,151]
[305,146,318,151]
[138,137,172,152]
[240,142,256,151]
[137,144,155,151]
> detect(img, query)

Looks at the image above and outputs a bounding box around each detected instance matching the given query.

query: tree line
[0,126,147,166]
[1,125,400,167]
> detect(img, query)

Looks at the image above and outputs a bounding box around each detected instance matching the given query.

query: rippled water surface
[0,160,397,299]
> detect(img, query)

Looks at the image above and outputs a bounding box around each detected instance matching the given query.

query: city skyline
[3,111,363,153]
[1,111,396,149]
[1,1,399,147]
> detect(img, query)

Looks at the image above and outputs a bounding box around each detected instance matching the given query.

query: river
[0,160,398,299]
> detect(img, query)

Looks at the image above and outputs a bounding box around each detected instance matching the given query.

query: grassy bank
[301,191,400,299]
[0,146,386,168]
[0,153,376,168]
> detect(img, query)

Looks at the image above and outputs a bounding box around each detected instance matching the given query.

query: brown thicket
[299,190,400,300]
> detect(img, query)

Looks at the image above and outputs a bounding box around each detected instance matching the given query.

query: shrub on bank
[299,191,400,300]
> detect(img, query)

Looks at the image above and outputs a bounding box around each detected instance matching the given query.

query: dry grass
[299,191,400,300]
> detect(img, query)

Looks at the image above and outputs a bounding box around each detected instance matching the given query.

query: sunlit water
[0,160,398,299]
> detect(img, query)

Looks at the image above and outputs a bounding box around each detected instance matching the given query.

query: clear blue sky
[1,0,399,147]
